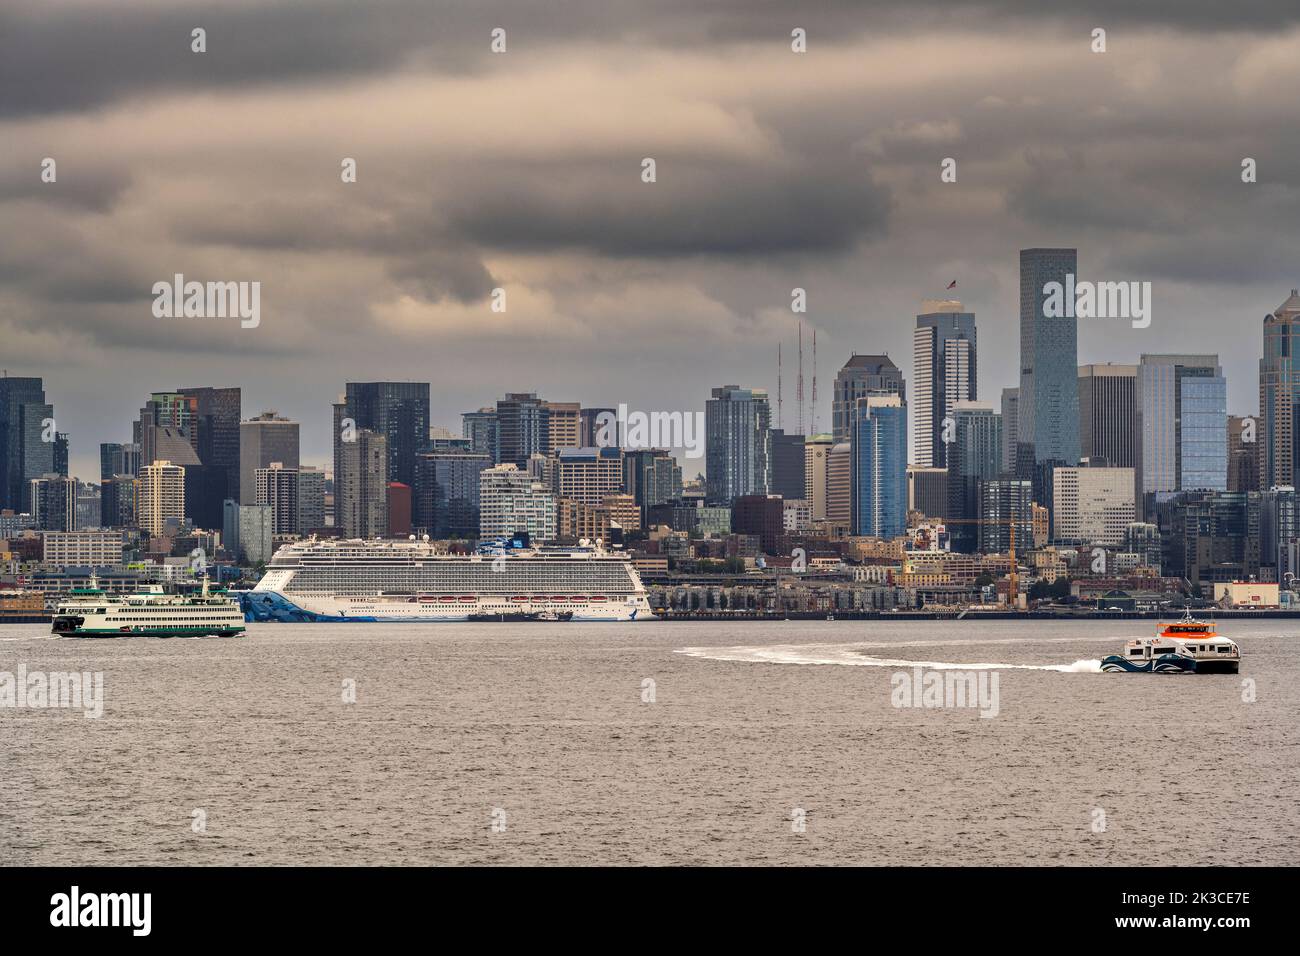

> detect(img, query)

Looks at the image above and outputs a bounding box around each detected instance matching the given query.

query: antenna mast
[811,328,818,436]
[777,342,783,431]
[796,323,805,436]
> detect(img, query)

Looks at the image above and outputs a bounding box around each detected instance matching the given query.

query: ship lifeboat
[589,595,606,602]
[438,596,457,603]
[510,595,529,602]
[569,595,587,602]
[458,596,476,603]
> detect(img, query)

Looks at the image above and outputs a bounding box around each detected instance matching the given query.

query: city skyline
[5,4,1300,480]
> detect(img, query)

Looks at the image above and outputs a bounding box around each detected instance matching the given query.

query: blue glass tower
[1018,248,1080,474]
[850,394,907,538]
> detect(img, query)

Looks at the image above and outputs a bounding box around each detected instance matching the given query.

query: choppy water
[1,619,1296,865]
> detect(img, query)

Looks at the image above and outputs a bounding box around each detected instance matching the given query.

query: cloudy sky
[3,0,1300,480]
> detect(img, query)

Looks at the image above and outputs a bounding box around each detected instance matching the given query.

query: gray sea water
[1,619,1296,866]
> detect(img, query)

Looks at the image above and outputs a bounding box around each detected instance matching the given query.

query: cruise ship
[51,576,246,638]
[242,537,655,622]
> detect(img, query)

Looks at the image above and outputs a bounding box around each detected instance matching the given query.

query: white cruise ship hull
[244,540,656,623]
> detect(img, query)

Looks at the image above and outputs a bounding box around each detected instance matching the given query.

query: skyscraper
[137,460,186,536]
[768,428,807,501]
[255,462,300,535]
[803,435,834,522]
[135,392,200,468]
[1078,364,1137,467]
[0,376,55,511]
[240,412,300,505]
[1018,248,1080,474]
[177,386,242,501]
[344,382,430,487]
[413,450,492,538]
[1000,387,1019,475]
[912,302,977,468]
[849,393,907,539]
[336,428,388,539]
[1137,355,1227,499]
[623,449,682,510]
[1259,289,1300,489]
[945,401,1002,552]
[705,385,771,504]
[479,463,557,542]
[1228,415,1260,492]
[832,355,905,443]
[462,408,500,462]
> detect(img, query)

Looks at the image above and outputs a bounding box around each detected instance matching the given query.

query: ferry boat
[1100,612,1240,673]
[51,575,246,638]
[241,537,655,623]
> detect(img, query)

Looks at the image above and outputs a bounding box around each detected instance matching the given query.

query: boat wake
[675,641,1102,673]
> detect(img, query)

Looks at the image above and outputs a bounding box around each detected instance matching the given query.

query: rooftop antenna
[811,328,818,436]
[796,323,805,436]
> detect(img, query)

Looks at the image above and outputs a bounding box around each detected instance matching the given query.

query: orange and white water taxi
[1101,610,1241,674]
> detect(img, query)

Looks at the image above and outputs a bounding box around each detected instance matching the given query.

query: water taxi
[1101,612,1240,673]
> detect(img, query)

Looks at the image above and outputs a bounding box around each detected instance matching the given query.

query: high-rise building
[413,450,492,538]
[387,482,412,537]
[1018,248,1080,474]
[178,386,241,501]
[479,463,557,542]
[913,303,976,468]
[53,433,69,477]
[978,479,1033,554]
[1051,466,1137,546]
[705,385,771,504]
[240,412,300,505]
[137,461,186,536]
[768,429,806,501]
[543,402,581,455]
[580,408,619,448]
[945,401,1002,552]
[832,356,905,443]
[1000,387,1019,475]
[135,393,200,468]
[731,495,784,554]
[495,393,548,468]
[1137,355,1227,499]
[1154,491,1260,590]
[804,435,833,522]
[555,447,624,507]
[826,441,852,528]
[907,466,947,520]
[1078,364,1137,467]
[0,376,55,511]
[29,474,76,531]
[1259,290,1300,489]
[849,394,907,539]
[297,466,326,534]
[183,464,228,531]
[1259,486,1299,584]
[1228,415,1261,492]
[336,428,388,539]
[462,408,500,462]
[343,382,430,487]
[255,462,300,535]
[623,449,682,510]
[100,476,137,528]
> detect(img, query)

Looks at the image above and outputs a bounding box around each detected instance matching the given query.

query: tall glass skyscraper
[1018,248,1079,473]
[945,402,1002,553]
[913,303,976,468]
[1137,354,1227,497]
[831,355,905,443]
[705,385,771,504]
[0,376,54,512]
[850,393,907,538]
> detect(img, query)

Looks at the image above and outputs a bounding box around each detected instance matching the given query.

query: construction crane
[904,516,1025,606]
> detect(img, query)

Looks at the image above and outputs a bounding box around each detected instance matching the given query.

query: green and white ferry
[51,575,246,638]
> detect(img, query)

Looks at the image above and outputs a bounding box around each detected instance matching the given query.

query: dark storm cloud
[5,0,1300,118]
[447,158,891,258]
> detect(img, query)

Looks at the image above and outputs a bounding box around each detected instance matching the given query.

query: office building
[1260,290,1300,489]
[913,302,977,468]
[240,411,300,505]
[849,394,907,539]
[945,402,1002,552]
[255,462,300,535]
[555,447,624,507]
[177,386,242,501]
[29,474,77,532]
[479,464,557,542]
[336,427,388,539]
[1017,248,1080,474]
[1000,387,1019,474]
[413,450,491,539]
[1228,416,1260,492]
[978,479,1033,554]
[298,467,326,534]
[342,382,430,488]
[0,376,55,511]
[705,385,771,504]
[907,466,947,521]
[137,460,187,536]
[731,495,784,554]
[804,435,833,521]
[1078,364,1137,467]
[623,449,682,510]
[832,355,905,443]
[42,530,125,569]
[1137,354,1227,499]
[1051,466,1137,546]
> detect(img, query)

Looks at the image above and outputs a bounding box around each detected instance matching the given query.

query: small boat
[1101,611,1240,673]
[466,609,574,623]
